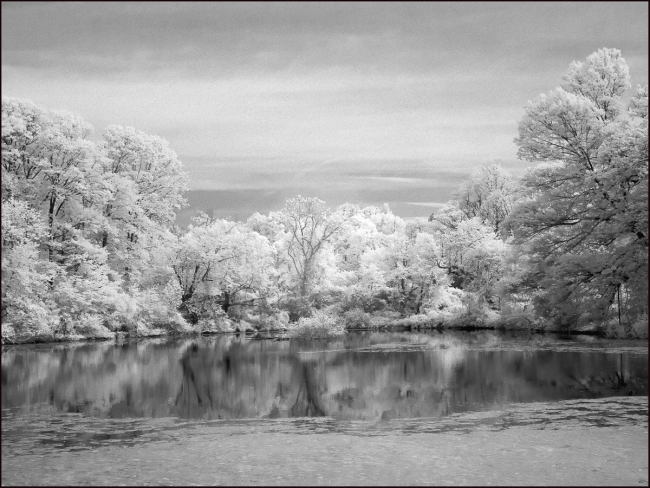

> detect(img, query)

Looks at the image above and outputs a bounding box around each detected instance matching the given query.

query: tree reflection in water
[173,340,327,419]
[1,332,647,421]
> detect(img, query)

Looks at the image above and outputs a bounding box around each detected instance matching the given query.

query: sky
[2,2,648,225]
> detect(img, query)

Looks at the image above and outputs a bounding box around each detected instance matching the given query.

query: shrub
[260,311,290,331]
[366,310,401,327]
[288,310,345,339]
[343,308,372,328]
[194,310,235,334]
[395,314,436,328]
[422,287,465,315]
[495,312,535,330]
[283,297,314,322]
[599,314,649,339]
[154,312,193,334]
[630,315,649,339]
[339,292,388,314]
[445,308,492,329]
[1,298,59,343]
[69,313,114,339]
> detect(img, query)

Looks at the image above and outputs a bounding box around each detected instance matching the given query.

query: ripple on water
[2,396,647,458]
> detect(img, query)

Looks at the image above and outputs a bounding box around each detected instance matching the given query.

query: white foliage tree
[509,48,648,330]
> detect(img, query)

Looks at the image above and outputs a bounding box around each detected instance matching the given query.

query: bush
[598,314,649,339]
[343,308,372,328]
[0,323,17,344]
[395,314,437,329]
[69,313,114,339]
[339,292,388,314]
[288,311,345,339]
[1,298,59,343]
[283,297,314,322]
[444,308,494,329]
[195,312,235,334]
[259,310,290,331]
[154,312,193,334]
[495,312,535,330]
[366,310,401,327]
[630,315,649,339]
[422,287,465,315]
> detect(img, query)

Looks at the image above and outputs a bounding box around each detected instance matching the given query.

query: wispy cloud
[348,176,429,185]
[403,202,448,209]
[2,2,647,221]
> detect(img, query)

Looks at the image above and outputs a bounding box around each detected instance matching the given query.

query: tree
[431,216,506,305]
[325,205,388,312]
[352,225,449,315]
[428,164,512,307]
[1,98,126,337]
[99,125,188,285]
[1,198,57,340]
[509,48,648,331]
[1,98,109,264]
[2,98,191,340]
[278,196,343,314]
[428,203,467,230]
[174,214,276,324]
[397,232,448,314]
[454,163,521,235]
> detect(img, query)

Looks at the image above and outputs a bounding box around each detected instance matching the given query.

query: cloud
[403,202,448,209]
[348,176,429,185]
[178,188,455,227]
[3,60,528,167]
[3,3,647,81]
[2,2,646,221]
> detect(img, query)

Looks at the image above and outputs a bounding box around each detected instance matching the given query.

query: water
[2,330,648,485]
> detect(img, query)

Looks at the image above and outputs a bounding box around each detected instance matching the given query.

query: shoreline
[1,319,645,346]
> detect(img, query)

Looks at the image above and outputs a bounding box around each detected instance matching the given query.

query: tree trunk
[300,259,312,298]
[48,195,56,262]
[617,285,622,329]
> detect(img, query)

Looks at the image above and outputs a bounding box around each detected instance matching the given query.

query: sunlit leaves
[1,98,190,340]
[509,48,648,330]
[454,163,522,235]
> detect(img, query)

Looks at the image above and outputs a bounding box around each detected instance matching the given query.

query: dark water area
[1,331,648,485]
[2,330,647,421]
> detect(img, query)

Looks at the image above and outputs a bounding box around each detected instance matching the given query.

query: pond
[2,330,648,485]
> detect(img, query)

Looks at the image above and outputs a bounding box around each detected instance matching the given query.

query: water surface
[2,330,648,485]
[2,330,646,421]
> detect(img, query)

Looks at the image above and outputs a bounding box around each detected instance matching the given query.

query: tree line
[2,48,647,342]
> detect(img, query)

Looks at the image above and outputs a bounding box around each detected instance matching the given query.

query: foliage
[287,311,346,339]
[507,47,648,332]
[2,48,646,342]
[173,214,277,324]
[454,163,521,235]
[279,196,343,307]
[430,204,508,308]
[2,97,190,341]
[343,308,372,328]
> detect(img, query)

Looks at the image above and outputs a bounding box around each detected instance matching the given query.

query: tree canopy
[1,47,647,342]
[508,47,648,331]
